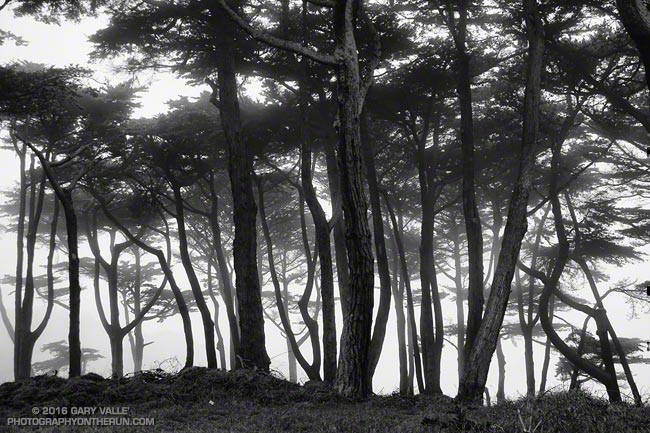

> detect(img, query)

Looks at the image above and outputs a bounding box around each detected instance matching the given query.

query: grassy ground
[1,367,649,432]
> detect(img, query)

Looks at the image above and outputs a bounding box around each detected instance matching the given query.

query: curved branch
[214,0,337,66]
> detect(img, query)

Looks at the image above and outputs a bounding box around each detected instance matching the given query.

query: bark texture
[456,0,544,403]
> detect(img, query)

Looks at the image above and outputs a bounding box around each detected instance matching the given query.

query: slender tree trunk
[456,0,544,403]
[448,0,485,361]
[17,163,47,379]
[323,138,350,319]
[62,188,82,377]
[538,294,554,394]
[210,8,270,371]
[389,225,408,395]
[13,140,26,379]
[132,247,145,372]
[418,161,442,394]
[384,192,425,394]
[360,112,392,382]
[300,85,337,384]
[257,179,321,380]
[451,227,465,384]
[496,336,506,403]
[536,120,621,404]
[171,184,218,369]
[208,175,240,369]
[96,199,194,369]
[206,261,227,370]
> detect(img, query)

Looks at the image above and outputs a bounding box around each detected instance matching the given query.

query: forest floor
[0,367,649,432]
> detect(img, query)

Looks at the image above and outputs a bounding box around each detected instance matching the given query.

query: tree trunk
[257,178,321,380]
[417,152,442,394]
[132,247,145,372]
[16,162,47,379]
[384,192,425,394]
[456,0,544,404]
[300,85,337,384]
[496,336,506,403]
[207,260,228,370]
[62,188,82,377]
[332,0,376,398]
[96,198,194,369]
[360,111,392,382]
[389,224,408,395]
[450,226,465,384]
[323,138,350,319]
[211,11,269,371]
[208,174,240,369]
[13,140,26,379]
[536,117,621,404]
[449,0,484,361]
[538,294,554,394]
[171,184,218,369]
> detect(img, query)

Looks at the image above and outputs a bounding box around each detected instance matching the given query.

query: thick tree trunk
[332,0,375,398]
[172,184,218,369]
[211,11,269,371]
[360,112,392,382]
[109,331,124,378]
[456,0,544,403]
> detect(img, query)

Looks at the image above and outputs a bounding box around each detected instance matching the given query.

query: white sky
[1,5,650,402]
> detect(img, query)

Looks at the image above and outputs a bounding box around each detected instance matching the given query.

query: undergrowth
[0,368,648,432]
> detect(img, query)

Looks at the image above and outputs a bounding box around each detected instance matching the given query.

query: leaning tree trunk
[210,10,269,371]
[456,0,544,403]
[257,178,321,380]
[448,0,484,361]
[208,174,240,369]
[300,81,337,384]
[16,163,47,379]
[96,197,194,369]
[172,183,218,369]
[384,192,425,394]
[534,115,621,403]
